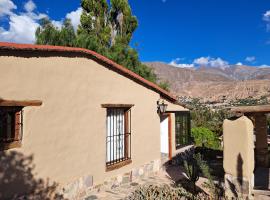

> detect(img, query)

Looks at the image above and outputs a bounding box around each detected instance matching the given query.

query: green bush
[191,127,220,150]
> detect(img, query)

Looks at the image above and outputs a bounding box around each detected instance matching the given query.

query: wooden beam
[230,105,270,114]
[0,141,22,151]
[106,159,132,172]
[101,104,134,108]
[168,113,172,160]
[0,100,42,107]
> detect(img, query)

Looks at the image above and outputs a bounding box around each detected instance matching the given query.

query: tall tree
[36,18,76,47]
[77,0,111,53]
[59,19,76,47]
[109,0,138,46]
[35,0,169,90]
[36,18,60,45]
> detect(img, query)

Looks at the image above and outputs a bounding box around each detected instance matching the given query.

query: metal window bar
[106,108,131,166]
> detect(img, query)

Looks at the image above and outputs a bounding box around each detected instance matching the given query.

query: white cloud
[169,58,194,68]
[0,0,82,44]
[259,64,270,68]
[263,10,270,31]
[24,0,36,13]
[0,14,39,43]
[0,0,17,17]
[193,56,229,68]
[66,7,82,31]
[236,62,243,66]
[0,0,44,43]
[263,10,270,22]
[169,56,230,69]
[245,56,256,62]
[52,20,63,29]
[50,7,83,31]
[193,57,210,66]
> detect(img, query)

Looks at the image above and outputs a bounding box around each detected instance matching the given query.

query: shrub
[191,127,220,150]
[125,184,201,200]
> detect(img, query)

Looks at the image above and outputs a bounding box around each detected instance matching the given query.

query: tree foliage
[35,0,169,89]
[187,98,229,135]
[191,127,220,150]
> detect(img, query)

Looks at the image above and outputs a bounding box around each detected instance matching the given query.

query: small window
[175,112,191,149]
[106,107,131,171]
[0,107,23,150]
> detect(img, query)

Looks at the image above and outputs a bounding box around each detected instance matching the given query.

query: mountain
[197,65,270,80]
[145,62,270,102]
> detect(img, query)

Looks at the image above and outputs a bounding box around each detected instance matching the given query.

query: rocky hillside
[145,62,270,102]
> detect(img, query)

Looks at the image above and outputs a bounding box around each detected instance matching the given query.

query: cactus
[183,155,200,193]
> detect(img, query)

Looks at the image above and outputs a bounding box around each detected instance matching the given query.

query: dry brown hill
[145,62,270,102]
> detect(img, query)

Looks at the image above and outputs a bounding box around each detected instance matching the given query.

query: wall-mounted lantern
[157,99,168,114]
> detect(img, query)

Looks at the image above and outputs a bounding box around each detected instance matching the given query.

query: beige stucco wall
[0,54,185,191]
[223,116,254,179]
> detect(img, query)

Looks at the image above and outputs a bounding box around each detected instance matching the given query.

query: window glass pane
[6,112,12,140]
[0,110,6,140]
[175,112,191,148]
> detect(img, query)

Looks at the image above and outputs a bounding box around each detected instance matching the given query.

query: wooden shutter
[14,110,21,141]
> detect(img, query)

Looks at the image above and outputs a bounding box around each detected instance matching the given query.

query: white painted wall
[160,116,169,154]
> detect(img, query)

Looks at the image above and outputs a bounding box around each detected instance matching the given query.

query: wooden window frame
[175,111,191,149]
[104,105,132,171]
[0,107,23,151]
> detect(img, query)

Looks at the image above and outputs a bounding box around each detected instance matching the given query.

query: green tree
[109,0,138,46]
[187,98,229,135]
[36,18,60,45]
[77,0,111,53]
[191,127,220,150]
[59,19,76,47]
[35,0,168,89]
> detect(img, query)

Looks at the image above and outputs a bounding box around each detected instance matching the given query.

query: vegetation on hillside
[184,98,228,150]
[187,98,229,133]
[35,0,169,90]
[186,96,270,150]
[230,95,269,106]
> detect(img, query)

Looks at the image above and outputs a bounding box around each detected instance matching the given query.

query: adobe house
[0,42,191,199]
[223,105,270,199]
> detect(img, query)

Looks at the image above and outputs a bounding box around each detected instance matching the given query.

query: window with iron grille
[175,112,191,149]
[0,107,23,150]
[106,107,131,169]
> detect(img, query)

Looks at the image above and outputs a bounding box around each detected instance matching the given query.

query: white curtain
[106,109,125,162]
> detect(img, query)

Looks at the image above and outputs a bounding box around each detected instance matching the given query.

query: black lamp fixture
[157,99,168,114]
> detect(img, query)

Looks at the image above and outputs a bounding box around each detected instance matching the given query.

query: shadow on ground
[0,151,64,200]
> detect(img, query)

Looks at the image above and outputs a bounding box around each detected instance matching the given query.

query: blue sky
[0,0,270,68]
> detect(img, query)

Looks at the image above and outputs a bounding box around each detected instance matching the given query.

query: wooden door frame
[161,113,172,160]
[168,113,172,160]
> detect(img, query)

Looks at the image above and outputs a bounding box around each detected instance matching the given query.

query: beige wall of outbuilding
[223,116,254,180]
[0,54,185,190]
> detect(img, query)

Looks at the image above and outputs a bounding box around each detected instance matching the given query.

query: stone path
[84,169,177,200]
